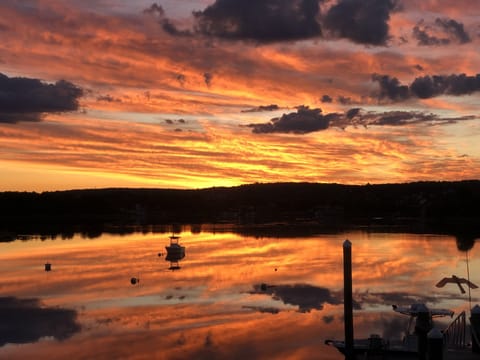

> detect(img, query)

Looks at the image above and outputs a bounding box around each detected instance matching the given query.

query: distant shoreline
[1,181,479,244]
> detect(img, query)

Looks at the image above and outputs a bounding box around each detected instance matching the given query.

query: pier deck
[359,349,480,359]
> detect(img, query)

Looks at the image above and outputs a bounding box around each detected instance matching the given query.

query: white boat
[165,234,185,271]
[165,234,185,258]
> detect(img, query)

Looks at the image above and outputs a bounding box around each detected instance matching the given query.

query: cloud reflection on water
[0,297,80,346]
[0,230,478,359]
[250,283,341,313]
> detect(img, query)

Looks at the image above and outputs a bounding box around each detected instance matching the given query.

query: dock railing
[444,310,467,349]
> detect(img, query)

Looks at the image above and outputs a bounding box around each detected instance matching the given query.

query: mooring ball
[130,277,138,285]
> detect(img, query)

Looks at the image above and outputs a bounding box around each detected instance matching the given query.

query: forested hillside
[1,181,479,237]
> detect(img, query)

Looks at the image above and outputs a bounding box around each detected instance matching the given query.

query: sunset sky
[1,0,480,191]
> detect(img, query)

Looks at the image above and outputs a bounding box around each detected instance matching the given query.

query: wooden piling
[343,239,355,360]
[471,304,480,353]
[427,327,444,360]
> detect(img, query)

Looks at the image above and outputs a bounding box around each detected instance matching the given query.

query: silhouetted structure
[326,240,480,359]
[165,233,185,270]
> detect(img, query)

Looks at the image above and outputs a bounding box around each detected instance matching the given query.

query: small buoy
[158,252,163,257]
[274,268,277,272]
[45,263,51,272]
[130,277,139,285]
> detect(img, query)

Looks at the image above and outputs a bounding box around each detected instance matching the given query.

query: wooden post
[343,240,355,360]
[427,328,444,360]
[471,304,480,353]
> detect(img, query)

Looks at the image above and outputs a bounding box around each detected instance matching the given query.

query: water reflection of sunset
[0,230,478,359]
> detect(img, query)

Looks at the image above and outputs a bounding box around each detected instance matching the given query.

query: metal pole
[466,251,472,311]
[343,239,355,360]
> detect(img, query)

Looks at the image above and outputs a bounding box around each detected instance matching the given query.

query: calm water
[0,228,478,359]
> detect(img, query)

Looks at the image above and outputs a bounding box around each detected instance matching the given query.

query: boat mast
[466,250,472,311]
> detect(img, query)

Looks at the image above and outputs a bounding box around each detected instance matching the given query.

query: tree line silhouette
[1,181,479,239]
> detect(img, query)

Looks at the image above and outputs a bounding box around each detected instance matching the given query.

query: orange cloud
[0,1,479,190]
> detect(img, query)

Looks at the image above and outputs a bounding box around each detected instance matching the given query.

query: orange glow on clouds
[0,1,479,190]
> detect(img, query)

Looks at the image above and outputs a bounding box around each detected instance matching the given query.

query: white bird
[435,275,478,294]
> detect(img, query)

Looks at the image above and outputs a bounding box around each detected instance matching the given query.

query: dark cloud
[321,94,333,103]
[242,305,280,314]
[411,74,480,98]
[97,94,122,103]
[164,118,186,124]
[251,283,341,312]
[191,0,322,42]
[0,73,83,123]
[0,296,81,346]
[363,111,437,126]
[346,108,361,119]
[246,106,338,134]
[203,72,213,87]
[435,18,471,44]
[151,0,404,47]
[410,76,444,98]
[241,104,280,113]
[413,18,471,46]
[340,109,475,128]
[323,315,335,324]
[0,113,43,123]
[323,0,398,45]
[336,95,354,105]
[372,73,480,100]
[161,18,193,37]
[247,105,476,135]
[371,74,409,101]
[143,3,192,36]
[355,291,438,309]
[412,25,449,46]
[143,3,165,16]
[176,73,186,86]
